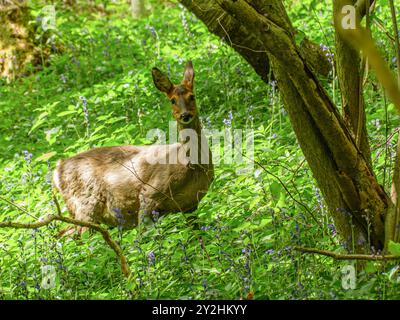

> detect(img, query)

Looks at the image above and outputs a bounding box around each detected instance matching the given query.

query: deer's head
[152,61,197,125]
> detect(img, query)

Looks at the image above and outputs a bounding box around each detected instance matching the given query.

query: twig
[252,158,321,228]
[0,195,38,220]
[294,246,400,261]
[0,197,130,278]
[372,128,400,152]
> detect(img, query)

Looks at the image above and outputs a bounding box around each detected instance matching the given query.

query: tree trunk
[333,0,372,169]
[180,0,392,252]
[0,0,35,80]
[131,0,145,19]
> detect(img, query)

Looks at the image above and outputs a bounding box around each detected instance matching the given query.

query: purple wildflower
[223,118,231,126]
[242,247,252,255]
[327,223,337,236]
[148,251,156,265]
[151,210,160,222]
[22,150,32,164]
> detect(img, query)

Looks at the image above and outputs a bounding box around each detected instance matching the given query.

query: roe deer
[53,61,214,234]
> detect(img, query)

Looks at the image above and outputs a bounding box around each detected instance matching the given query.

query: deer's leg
[59,195,103,237]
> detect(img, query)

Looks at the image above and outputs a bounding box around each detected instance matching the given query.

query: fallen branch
[294,246,400,261]
[0,196,130,278]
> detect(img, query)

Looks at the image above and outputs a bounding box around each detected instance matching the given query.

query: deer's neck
[177,116,202,138]
[177,116,212,166]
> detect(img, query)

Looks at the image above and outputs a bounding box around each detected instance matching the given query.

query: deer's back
[53,145,214,227]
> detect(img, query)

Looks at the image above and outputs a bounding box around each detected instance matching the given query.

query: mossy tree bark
[180,0,394,252]
[0,0,36,80]
[333,0,373,169]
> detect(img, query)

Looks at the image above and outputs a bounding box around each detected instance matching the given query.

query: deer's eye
[171,98,176,104]
[189,95,195,101]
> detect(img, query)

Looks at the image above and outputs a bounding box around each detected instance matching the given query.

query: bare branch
[294,246,400,261]
[0,196,130,278]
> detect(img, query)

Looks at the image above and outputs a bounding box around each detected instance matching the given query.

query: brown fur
[53,62,214,233]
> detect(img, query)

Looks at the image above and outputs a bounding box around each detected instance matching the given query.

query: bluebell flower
[151,210,160,221]
[148,251,155,264]
[60,74,67,84]
[242,247,252,255]
[113,208,122,218]
[22,150,32,164]
[327,223,337,236]
[202,278,208,290]
[371,119,381,129]
[358,233,366,246]
[223,118,231,126]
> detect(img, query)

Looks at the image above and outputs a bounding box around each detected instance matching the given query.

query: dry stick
[0,196,130,278]
[52,195,130,277]
[294,246,400,261]
[0,195,38,220]
[372,128,400,152]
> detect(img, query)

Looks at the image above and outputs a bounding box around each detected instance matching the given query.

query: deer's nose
[181,112,192,123]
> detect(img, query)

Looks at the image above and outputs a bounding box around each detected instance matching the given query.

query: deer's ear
[152,68,173,94]
[182,60,194,89]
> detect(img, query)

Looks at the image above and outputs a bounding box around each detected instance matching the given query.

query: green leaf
[45,127,62,145]
[365,261,377,273]
[270,181,282,200]
[388,241,400,256]
[57,110,77,117]
[34,151,57,162]
[29,111,48,135]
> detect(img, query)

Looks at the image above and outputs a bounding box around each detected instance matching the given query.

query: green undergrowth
[0,0,399,299]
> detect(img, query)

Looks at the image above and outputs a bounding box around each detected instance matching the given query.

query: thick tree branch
[293,247,400,261]
[294,246,400,261]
